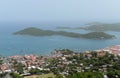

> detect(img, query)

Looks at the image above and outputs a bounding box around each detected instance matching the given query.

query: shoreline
[1,45,120,58]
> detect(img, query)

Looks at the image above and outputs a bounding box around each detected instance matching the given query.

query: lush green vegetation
[0,73,7,78]
[66,70,120,78]
[14,27,56,36]
[67,72,104,78]
[11,73,24,78]
[14,27,115,39]
[29,69,50,75]
[25,73,56,78]
[15,63,24,74]
[49,50,120,78]
[82,32,115,39]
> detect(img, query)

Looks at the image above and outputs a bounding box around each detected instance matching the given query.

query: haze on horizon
[0,0,120,23]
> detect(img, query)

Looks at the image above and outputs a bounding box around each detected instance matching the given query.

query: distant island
[83,23,120,32]
[13,27,115,39]
[57,23,120,32]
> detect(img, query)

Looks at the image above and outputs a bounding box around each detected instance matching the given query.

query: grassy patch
[25,73,56,78]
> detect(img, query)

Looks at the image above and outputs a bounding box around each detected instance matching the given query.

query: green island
[83,23,120,32]
[13,27,115,39]
[57,23,120,32]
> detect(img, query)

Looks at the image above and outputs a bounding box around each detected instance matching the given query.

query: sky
[0,0,120,22]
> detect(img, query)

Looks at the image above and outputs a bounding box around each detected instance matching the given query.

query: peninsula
[13,27,115,39]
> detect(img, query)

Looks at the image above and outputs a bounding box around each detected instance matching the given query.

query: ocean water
[0,22,120,56]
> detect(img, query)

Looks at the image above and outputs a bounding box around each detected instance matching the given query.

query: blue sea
[0,22,120,56]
